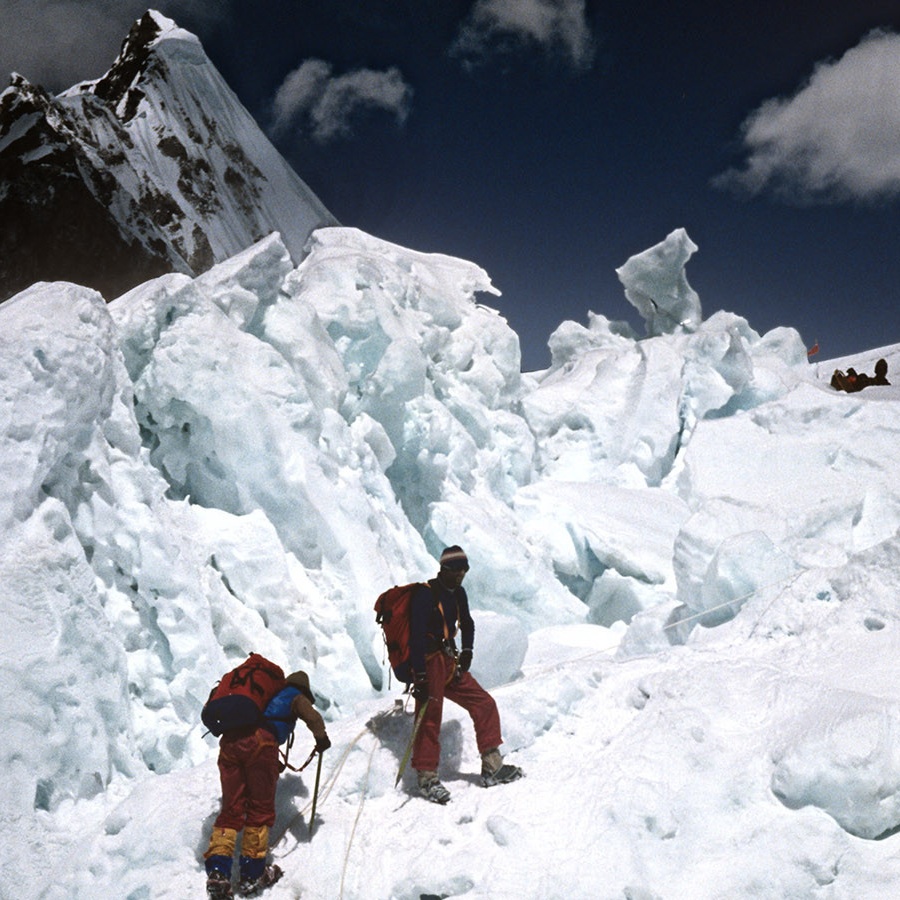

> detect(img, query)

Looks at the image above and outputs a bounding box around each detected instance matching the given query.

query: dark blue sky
[8,1,900,370]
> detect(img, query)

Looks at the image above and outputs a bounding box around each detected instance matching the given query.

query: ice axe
[396,699,429,787]
[308,750,323,839]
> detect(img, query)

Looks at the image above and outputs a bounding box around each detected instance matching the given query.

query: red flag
[807,342,819,357]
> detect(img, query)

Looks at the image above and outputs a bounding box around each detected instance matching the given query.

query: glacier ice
[3,224,900,897]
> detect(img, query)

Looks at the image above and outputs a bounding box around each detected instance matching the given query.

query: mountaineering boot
[206,869,234,900]
[481,748,523,788]
[236,863,283,896]
[417,769,451,804]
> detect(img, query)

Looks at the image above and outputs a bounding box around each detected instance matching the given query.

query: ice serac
[616,227,702,336]
[4,220,900,897]
[280,227,584,628]
[0,10,337,303]
[671,376,900,624]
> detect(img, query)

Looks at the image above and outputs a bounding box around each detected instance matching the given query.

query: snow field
[3,225,900,897]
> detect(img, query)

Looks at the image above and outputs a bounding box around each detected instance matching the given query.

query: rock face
[0,10,337,303]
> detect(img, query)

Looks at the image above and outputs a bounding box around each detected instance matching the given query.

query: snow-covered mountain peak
[0,72,52,130]
[70,10,203,120]
[2,70,39,99]
[0,11,336,304]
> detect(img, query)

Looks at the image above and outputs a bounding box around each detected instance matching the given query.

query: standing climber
[409,545,522,804]
[204,669,331,899]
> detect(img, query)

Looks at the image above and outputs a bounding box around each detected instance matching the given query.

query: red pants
[214,729,280,831]
[412,652,502,772]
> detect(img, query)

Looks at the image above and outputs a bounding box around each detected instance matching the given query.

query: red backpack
[201,653,286,736]
[375,583,448,684]
[375,583,426,684]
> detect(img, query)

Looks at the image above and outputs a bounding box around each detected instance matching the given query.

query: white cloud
[453,0,594,70]
[0,1,225,93]
[715,29,900,204]
[271,60,332,132]
[270,60,413,143]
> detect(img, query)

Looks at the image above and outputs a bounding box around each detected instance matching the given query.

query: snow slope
[2,226,900,899]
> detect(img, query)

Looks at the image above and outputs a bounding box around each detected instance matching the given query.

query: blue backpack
[264,680,320,774]
[264,686,300,745]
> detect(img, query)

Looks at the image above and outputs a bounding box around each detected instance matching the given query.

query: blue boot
[237,857,283,896]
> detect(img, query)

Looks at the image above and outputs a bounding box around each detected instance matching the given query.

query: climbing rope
[270,702,405,852]
[494,569,810,689]
[270,564,861,893]
[338,724,381,900]
[269,723,369,850]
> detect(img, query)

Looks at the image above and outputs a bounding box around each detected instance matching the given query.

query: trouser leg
[443,671,502,755]
[243,738,280,829]
[205,739,247,877]
[411,653,449,772]
[239,737,280,882]
[213,740,249,831]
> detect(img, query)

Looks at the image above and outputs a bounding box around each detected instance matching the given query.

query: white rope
[338,731,380,900]
[272,704,406,862]
[271,721,373,853]
[497,570,808,688]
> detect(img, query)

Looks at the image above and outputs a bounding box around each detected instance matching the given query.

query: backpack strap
[423,581,458,685]
[426,579,451,642]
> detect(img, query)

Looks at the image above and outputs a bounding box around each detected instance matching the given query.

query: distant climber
[831,367,859,391]
[831,359,890,393]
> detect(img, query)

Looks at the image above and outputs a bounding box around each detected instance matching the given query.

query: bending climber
[204,670,331,899]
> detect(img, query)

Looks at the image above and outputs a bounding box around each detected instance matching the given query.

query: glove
[316,733,331,753]
[458,649,472,673]
[412,674,429,703]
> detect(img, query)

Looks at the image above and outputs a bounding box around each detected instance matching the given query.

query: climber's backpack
[374,583,427,684]
[375,582,449,684]
[263,686,300,745]
[201,653,286,737]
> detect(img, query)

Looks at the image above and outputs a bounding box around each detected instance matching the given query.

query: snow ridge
[0,11,337,303]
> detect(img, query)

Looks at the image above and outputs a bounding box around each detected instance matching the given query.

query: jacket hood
[286,670,314,703]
